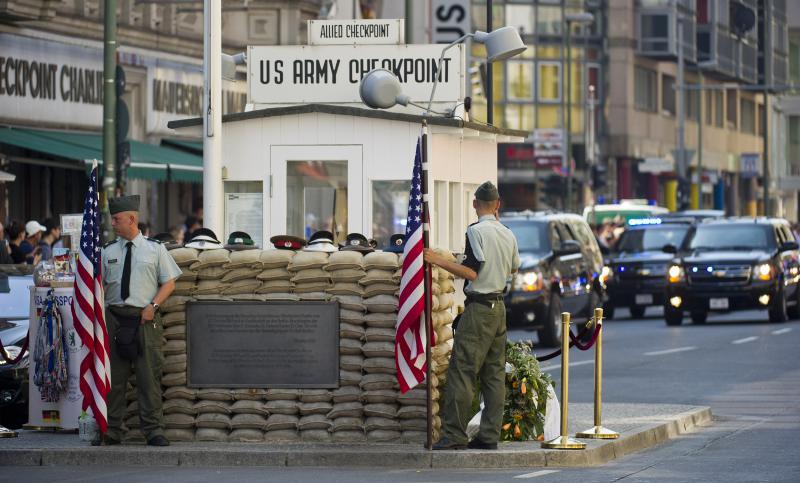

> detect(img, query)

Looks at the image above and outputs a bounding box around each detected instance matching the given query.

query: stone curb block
[0,407,713,469]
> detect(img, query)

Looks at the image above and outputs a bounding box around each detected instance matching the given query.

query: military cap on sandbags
[270,234,307,251]
[384,234,406,253]
[474,181,499,201]
[339,233,374,254]
[108,195,140,215]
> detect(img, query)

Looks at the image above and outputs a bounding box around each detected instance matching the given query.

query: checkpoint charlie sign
[308,19,404,45]
[248,44,465,105]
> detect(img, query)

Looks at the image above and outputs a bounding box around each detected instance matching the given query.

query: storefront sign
[639,157,675,174]
[147,64,247,134]
[308,19,404,45]
[497,142,562,169]
[432,0,471,43]
[186,301,339,388]
[740,152,759,178]
[532,129,565,168]
[0,34,104,128]
[248,44,464,105]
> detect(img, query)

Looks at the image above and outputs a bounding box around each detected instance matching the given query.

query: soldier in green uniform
[93,195,182,446]
[424,181,520,450]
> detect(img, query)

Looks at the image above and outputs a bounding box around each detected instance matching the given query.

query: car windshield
[503,220,549,254]
[688,225,775,251]
[616,226,689,253]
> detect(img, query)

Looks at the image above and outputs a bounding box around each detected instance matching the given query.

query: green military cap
[108,195,140,215]
[475,181,499,201]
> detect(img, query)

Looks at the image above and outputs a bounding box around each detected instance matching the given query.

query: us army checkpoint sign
[248,44,465,105]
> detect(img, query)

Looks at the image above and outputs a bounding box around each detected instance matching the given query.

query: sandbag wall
[122,246,457,443]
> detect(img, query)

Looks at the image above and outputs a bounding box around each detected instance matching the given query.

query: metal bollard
[541,312,586,450]
[576,308,619,439]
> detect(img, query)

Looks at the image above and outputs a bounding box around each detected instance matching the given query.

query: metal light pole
[486,0,493,125]
[676,19,688,210]
[203,0,223,235]
[101,0,117,240]
[763,90,770,215]
[564,12,593,213]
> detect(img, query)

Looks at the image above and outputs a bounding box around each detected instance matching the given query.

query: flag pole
[420,120,433,450]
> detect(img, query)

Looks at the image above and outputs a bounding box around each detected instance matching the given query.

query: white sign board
[0,34,103,129]
[639,157,675,174]
[740,152,759,178]
[308,19,404,45]
[432,0,471,43]
[27,287,86,430]
[248,44,465,105]
[147,64,247,135]
[532,128,565,158]
[225,192,264,249]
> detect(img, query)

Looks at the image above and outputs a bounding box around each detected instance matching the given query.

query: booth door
[270,145,363,245]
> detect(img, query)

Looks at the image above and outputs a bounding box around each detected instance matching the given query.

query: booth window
[287,161,348,244]
[371,180,410,249]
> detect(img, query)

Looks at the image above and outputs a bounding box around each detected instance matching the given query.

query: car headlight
[668,265,684,283]
[599,266,612,288]
[514,270,544,292]
[755,263,774,281]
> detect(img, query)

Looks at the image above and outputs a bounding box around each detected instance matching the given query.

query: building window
[758,104,765,136]
[685,88,700,121]
[662,74,676,116]
[789,116,800,164]
[726,89,737,129]
[507,61,533,101]
[287,160,348,244]
[704,88,712,125]
[714,90,724,127]
[371,180,410,250]
[536,6,562,35]
[634,66,657,112]
[505,5,535,36]
[790,32,800,83]
[538,62,561,102]
[741,98,756,134]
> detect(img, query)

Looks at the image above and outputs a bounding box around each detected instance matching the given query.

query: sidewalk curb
[0,407,712,469]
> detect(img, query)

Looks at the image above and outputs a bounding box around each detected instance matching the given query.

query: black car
[605,219,692,319]
[663,218,800,325]
[0,267,34,429]
[502,212,606,346]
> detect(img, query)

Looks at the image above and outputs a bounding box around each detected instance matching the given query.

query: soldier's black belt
[109,305,144,317]
[465,293,504,308]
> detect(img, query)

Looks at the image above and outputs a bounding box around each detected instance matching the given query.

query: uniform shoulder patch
[102,239,119,248]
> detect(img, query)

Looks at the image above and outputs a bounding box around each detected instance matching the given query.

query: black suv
[663,218,800,325]
[502,212,606,346]
[605,219,692,319]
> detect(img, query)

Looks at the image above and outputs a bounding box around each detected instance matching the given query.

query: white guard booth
[168,104,526,255]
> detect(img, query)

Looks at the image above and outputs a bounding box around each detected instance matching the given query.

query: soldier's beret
[475,181,499,201]
[270,235,307,251]
[108,195,140,215]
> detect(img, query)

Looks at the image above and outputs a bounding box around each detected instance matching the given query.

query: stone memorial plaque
[186,301,339,388]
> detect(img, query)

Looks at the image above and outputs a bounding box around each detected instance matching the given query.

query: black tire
[665,306,683,326]
[787,284,800,320]
[630,305,646,319]
[538,293,563,347]
[690,311,707,324]
[768,286,788,323]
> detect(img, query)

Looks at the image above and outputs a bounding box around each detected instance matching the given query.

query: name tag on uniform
[109,259,118,264]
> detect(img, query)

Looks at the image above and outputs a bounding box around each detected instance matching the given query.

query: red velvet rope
[535,322,595,362]
[569,322,602,351]
[0,334,29,365]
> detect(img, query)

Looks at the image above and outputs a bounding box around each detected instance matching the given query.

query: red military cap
[270,235,307,251]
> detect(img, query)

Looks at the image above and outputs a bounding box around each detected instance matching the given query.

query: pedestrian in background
[38,218,61,261]
[424,181,521,451]
[183,216,202,242]
[7,221,26,264]
[97,195,181,447]
[0,221,12,264]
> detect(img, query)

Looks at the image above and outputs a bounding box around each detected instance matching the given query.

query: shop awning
[0,127,203,183]
[0,169,15,182]
[161,139,203,155]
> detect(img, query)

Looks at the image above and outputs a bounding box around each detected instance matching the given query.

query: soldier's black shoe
[467,438,498,450]
[90,435,121,446]
[147,435,170,446]
[432,437,467,450]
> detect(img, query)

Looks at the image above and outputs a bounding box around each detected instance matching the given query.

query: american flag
[396,137,434,393]
[71,161,111,433]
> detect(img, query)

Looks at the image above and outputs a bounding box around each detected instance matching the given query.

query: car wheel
[787,284,800,320]
[690,311,707,324]
[538,293,563,347]
[664,305,683,326]
[768,286,788,323]
[603,303,615,320]
[630,305,646,319]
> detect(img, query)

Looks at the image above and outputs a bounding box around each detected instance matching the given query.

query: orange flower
[503,423,512,431]
[512,381,519,389]
[521,382,527,395]
[514,425,522,437]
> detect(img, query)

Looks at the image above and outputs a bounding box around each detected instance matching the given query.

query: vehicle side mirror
[555,240,582,257]
[780,241,799,252]
[662,244,678,254]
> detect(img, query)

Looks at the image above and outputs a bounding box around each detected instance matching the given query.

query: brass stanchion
[576,308,619,439]
[541,312,586,450]
[0,424,18,438]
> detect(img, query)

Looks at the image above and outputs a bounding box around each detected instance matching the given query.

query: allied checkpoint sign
[307,19,405,45]
[248,44,465,105]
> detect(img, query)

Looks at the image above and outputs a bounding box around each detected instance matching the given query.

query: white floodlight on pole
[426,26,525,117]
[221,52,247,81]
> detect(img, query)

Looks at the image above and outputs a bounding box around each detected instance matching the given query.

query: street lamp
[564,12,594,213]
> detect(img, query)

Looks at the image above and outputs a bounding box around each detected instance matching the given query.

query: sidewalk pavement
[0,403,711,469]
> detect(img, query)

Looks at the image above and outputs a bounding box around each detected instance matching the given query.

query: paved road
[5,308,799,482]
